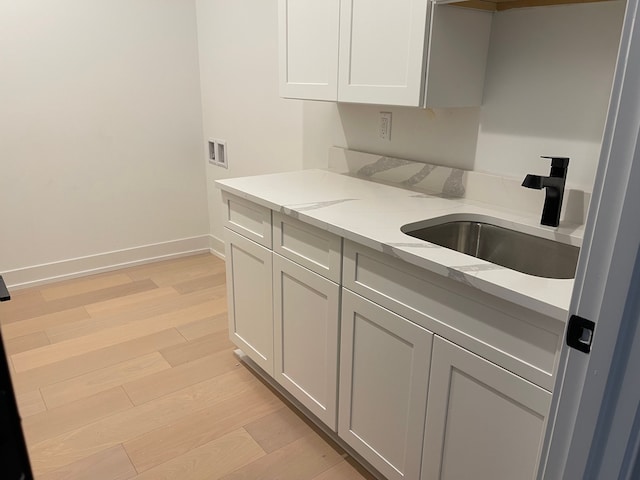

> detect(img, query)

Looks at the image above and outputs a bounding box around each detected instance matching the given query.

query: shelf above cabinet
[451,0,616,11]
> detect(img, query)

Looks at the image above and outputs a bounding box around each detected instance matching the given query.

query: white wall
[195,0,336,250]
[0,0,209,286]
[475,1,625,189]
[334,104,483,170]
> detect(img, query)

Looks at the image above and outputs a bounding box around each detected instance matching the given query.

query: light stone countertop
[216,169,583,321]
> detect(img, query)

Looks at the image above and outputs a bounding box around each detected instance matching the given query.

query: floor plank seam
[174,326,190,343]
[121,442,140,476]
[36,387,49,412]
[120,385,137,410]
[42,327,53,347]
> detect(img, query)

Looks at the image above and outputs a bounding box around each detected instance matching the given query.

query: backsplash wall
[330,1,626,191]
[474,1,625,189]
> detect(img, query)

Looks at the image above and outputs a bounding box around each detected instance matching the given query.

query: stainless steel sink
[401,220,580,279]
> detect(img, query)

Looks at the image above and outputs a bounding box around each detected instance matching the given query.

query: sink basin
[401,219,580,279]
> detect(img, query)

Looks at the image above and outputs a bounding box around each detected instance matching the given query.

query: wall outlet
[379,112,392,141]
[208,139,228,168]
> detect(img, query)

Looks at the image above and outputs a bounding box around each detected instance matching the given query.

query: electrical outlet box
[208,139,228,168]
[208,141,216,164]
[379,112,392,141]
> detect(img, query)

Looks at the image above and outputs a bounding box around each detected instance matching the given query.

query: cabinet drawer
[273,212,342,283]
[343,240,563,391]
[222,192,272,248]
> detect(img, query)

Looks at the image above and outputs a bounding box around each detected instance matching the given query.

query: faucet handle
[541,156,570,169]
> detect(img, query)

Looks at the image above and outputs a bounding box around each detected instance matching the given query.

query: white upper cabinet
[278,0,340,101]
[338,0,429,106]
[278,0,493,107]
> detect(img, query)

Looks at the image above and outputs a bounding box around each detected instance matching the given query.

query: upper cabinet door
[337,0,430,107]
[278,0,340,101]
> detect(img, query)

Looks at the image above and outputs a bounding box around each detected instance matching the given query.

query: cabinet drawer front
[422,337,551,480]
[273,254,340,430]
[222,192,272,248]
[339,290,432,480]
[343,240,562,391]
[273,212,342,282]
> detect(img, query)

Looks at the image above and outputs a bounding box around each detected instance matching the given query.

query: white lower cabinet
[222,196,557,480]
[339,289,433,480]
[421,337,552,480]
[273,253,340,430]
[225,228,274,375]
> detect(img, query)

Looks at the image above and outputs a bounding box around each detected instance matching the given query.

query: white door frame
[539,0,640,477]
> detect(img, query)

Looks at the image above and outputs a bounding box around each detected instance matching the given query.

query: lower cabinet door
[339,289,433,480]
[273,253,340,430]
[225,228,274,375]
[422,336,552,480]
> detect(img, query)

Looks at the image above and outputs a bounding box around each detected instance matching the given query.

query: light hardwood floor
[0,253,376,480]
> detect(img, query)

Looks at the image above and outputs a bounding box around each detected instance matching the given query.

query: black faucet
[522,156,569,227]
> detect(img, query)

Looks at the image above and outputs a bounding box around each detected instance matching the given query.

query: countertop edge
[215,175,573,322]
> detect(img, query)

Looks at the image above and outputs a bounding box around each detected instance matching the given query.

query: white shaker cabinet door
[273,254,340,430]
[337,0,430,106]
[225,228,274,376]
[422,337,552,480]
[278,0,340,101]
[339,289,433,480]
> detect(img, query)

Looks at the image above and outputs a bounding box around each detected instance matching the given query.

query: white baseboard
[208,234,225,260]
[3,235,213,290]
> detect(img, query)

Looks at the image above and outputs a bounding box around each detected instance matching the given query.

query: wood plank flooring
[0,253,376,480]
